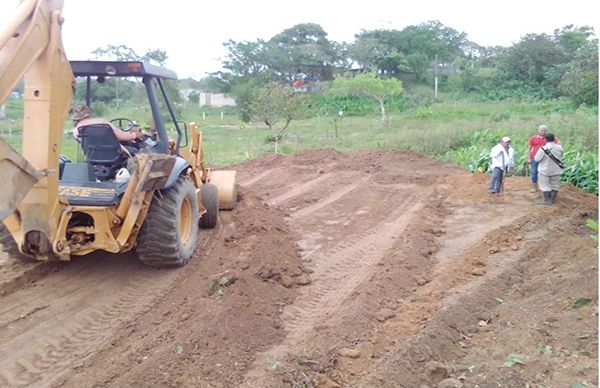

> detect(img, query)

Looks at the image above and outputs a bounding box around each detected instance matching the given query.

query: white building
[199,92,236,108]
[180,89,236,108]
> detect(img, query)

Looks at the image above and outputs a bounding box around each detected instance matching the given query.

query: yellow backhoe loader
[0,0,237,267]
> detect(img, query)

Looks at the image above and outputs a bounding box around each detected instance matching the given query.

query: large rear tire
[0,222,34,261]
[199,183,219,229]
[137,176,199,268]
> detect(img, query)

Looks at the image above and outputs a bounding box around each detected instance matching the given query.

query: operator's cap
[502,136,511,142]
[538,124,548,131]
[70,104,92,123]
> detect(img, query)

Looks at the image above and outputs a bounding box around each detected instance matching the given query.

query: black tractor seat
[77,123,128,181]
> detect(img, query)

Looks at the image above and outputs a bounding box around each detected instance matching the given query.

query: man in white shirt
[488,136,515,194]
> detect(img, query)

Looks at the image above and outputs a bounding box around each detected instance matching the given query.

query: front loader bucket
[0,138,43,219]
[209,170,237,210]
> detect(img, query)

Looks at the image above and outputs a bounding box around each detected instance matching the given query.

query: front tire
[199,184,219,229]
[137,176,199,268]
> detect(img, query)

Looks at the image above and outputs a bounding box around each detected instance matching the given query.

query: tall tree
[558,41,599,106]
[498,33,567,84]
[351,21,468,81]
[92,44,139,61]
[554,25,596,55]
[91,45,169,66]
[555,27,599,106]
[142,49,168,66]
[269,23,339,80]
[220,23,341,86]
[222,40,273,79]
[89,45,180,108]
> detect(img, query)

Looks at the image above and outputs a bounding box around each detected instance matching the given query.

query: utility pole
[434,55,438,98]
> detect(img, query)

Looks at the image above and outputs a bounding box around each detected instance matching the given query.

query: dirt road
[0,149,597,387]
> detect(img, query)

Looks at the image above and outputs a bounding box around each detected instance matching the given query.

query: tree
[89,45,178,109]
[251,82,308,140]
[554,25,596,55]
[92,45,169,66]
[220,23,342,87]
[351,30,407,76]
[231,80,259,123]
[498,33,567,84]
[349,34,391,72]
[187,90,200,105]
[197,75,231,93]
[330,73,403,121]
[222,39,274,80]
[553,25,598,106]
[350,21,468,81]
[92,44,139,61]
[269,23,339,80]
[142,49,168,66]
[558,40,598,106]
[490,27,597,101]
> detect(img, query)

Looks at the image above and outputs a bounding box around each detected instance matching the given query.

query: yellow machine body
[0,1,236,265]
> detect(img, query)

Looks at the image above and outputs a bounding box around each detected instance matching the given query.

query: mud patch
[0,149,596,388]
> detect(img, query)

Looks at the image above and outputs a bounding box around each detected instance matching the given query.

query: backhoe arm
[0,0,74,259]
[0,0,72,104]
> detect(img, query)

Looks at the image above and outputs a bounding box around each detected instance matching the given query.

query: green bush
[309,93,378,116]
[264,133,285,144]
[308,93,405,117]
[561,150,598,194]
[437,126,598,194]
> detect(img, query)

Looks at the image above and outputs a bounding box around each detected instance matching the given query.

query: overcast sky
[1,0,599,79]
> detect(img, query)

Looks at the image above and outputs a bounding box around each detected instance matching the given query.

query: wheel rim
[179,197,193,246]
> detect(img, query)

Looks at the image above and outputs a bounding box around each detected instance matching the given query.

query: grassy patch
[1,98,597,193]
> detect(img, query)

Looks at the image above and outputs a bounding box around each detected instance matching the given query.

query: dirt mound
[0,149,596,388]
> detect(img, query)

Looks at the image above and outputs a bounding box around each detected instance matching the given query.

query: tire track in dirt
[289,176,371,219]
[0,254,66,298]
[354,205,578,387]
[242,174,439,385]
[283,197,426,341]
[433,203,528,274]
[351,201,535,362]
[266,173,334,207]
[437,207,559,308]
[0,256,185,387]
[238,167,281,187]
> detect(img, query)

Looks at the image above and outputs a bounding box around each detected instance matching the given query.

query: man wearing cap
[488,136,515,194]
[534,133,564,205]
[527,124,549,192]
[70,104,144,157]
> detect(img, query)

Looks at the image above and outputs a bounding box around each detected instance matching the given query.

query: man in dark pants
[534,133,564,205]
[527,124,548,193]
[488,136,515,194]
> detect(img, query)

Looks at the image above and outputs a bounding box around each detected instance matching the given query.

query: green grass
[2,132,82,162]
[196,99,597,159]
[1,98,597,193]
[195,99,598,193]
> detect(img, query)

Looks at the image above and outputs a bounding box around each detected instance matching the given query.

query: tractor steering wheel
[110,118,138,131]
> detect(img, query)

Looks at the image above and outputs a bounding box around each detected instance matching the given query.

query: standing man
[488,136,515,194]
[534,133,564,205]
[527,124,548,192]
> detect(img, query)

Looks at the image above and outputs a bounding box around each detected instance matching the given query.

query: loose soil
[0,149,597,388]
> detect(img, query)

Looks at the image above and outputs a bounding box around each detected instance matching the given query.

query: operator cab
[59,61,188,206]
